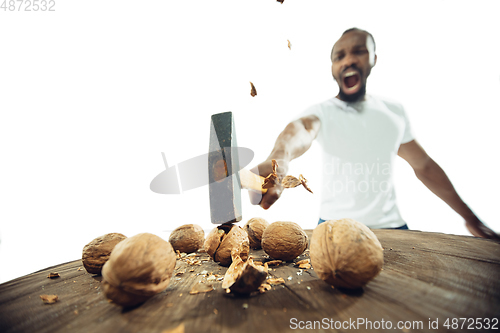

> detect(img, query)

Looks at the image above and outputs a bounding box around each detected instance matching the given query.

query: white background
[1,0,499,283]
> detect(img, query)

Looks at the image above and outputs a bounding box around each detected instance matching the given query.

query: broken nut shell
[222,256,267,294]
[204,224,249,266]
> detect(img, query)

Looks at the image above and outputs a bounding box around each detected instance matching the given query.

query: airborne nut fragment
[169,224,205,254]
[82,233,127,275]
[244,217,269,249]
[282,175,301,188]
[299,174,313,193]
[262,222,308,261]
[310,218,383,289]
[101,233,176,307]
[250,81,257,97]
[280,173,313,193]
[204,224,249,266]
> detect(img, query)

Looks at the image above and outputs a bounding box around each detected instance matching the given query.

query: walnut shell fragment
[244,217,269,249]
[189,283,214,295]
[282,175,301,188]
[169,224,205,254]
[101,233,176,307]
[295,259,311,269]
[310,218,384,289]
[222,255,267,294]
[262,159,280,189]
[261,222,308,261]
[204,224,249,266]
[40,295,58,304]
[250,81,257,97]
[82,233,127,275]
[267,277,285,285]
[299,174,313,193]
[266,260,282,267]
[281,175,313,194]
[259,283,272,293]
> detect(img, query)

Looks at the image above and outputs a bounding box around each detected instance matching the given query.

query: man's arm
[398,139,500,240]
[249,115,321,209]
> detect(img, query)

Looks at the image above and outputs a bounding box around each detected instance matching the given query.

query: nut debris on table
[40,295,58,304]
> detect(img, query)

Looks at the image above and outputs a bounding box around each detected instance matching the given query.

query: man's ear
[371,54,377,67]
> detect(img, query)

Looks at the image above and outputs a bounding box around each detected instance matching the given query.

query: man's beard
[338,83,366,102]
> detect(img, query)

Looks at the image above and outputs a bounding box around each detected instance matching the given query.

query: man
[249,27,499,240]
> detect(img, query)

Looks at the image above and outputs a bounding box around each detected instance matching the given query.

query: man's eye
[355,50,367,54]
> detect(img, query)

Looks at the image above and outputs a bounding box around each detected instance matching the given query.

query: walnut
[204,223,249,266]
[82,233,127,275]
[101,233,176,307]
[168,224,205,253]
[261,222,308,261]
[310,218,384,289]
[244,217,269,249]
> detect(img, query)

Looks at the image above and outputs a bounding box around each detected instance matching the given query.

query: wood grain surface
[0,229,499,333]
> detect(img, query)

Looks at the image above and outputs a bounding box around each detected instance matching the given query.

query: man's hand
[248,115,320,210]
[465,217,500,241]
[399,140,500,241]
[248,159,289,210]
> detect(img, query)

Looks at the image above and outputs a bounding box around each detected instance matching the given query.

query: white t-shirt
[298,95,414,228]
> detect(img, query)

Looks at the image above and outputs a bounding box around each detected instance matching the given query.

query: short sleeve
[290,103,325,143]
[400,105,414,144]
[293,104,323,122]
[380,97,414,144]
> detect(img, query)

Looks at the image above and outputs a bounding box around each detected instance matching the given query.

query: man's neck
[335,94,367,103]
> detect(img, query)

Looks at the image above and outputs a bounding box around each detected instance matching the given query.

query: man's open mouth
[342,71,361,94]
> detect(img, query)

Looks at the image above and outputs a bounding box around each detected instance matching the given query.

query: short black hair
[331,27,376,60]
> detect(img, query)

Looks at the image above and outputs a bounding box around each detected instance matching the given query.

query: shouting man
[250,27,499,240]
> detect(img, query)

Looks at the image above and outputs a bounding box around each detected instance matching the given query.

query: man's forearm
[267,117,319,165]
[415,159,477,222]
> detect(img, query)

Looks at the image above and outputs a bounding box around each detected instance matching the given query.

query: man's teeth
[344,71,357,77]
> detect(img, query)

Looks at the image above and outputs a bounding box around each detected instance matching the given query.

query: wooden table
[1,230,499,333]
